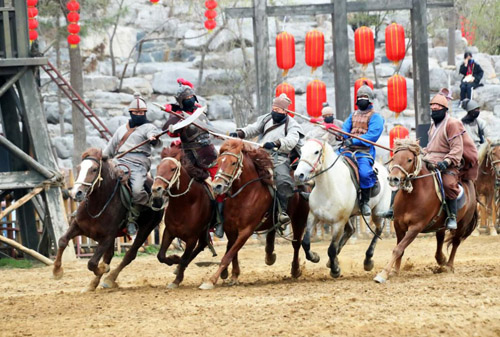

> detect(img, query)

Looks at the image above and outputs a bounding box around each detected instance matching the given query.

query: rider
[103,93,163,236]
[461,99,490,148]
[340,85,384,217]
[162,79,223,238]
[230,93,304,229]
[308,103,343,150]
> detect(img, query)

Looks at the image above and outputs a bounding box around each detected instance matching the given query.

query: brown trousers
[442,168,460,199]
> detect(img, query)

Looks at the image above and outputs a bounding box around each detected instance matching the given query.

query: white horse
[294,139,391,278]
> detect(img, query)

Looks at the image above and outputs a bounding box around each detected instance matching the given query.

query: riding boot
[380,190,397,219]
[126,204,141,236]
[214,202,224,238]
[445,198,458,230]
[359,188,372,217]
[277,192,291,229]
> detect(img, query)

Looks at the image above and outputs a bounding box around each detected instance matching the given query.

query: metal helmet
[128,92,147,111]
[175,85,197,109]
[430,94,449,109]
[357,85,374,101]
[465,99,480,112]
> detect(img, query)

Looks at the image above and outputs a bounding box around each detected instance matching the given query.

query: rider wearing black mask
[461,99,490,148]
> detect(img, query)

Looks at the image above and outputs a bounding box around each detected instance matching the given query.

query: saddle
[342,155,381,198]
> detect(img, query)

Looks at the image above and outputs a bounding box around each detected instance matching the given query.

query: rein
[299,140,341,180]
[85,178,121,219]
[75,157,103,195]
[389,148,434,193]
[214,151,244,188]
[154,156,195,199]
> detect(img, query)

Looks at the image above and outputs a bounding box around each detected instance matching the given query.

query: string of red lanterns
[66,0,80,48]
[204,0,218,31]
[305,30,324,74]
[150,0,160,4]
[27,0,39,43]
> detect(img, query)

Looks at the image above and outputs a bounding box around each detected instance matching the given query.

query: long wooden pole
[0,235,54,265]
[0,186,44,220]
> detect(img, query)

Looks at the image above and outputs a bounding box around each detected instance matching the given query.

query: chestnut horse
[475,140,500,235]
[53,148,163,291]
[149,144,214,288]
[200,139,313,289]
[374,139,478,283]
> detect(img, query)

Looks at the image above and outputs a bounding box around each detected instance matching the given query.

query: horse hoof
[307,251,320,263]
[292,268,302,279]
[330,269,341,279]
[227,279,240,286]
[101,278,118,289]
[265,253,276,266]
[221,268,229,280]
[52,268,64,280]
[363,259,374,271]
[433,265,454,274]
[167,282,179,289]
[373,274,386,283]
[80,286,96,293]
[326,260,331,268]
[199,281,215,290]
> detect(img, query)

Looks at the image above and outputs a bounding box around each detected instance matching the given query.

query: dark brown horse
[53,148,163,291]
[374,139,478,283]
[475,140,500,235]
[199,139,313,290]
[150,144,214,288]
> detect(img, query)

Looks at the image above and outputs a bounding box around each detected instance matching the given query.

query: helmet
[465,99,480,112]
[357,85,374,101]
[321,102,334,116]
[430,94,448,109]
[175,85,197,109]
[272,93,291,110]
[128,92,147,111]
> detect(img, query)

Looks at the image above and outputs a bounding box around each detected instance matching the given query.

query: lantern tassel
[282,69,289,77]
[70,44,77,49]
[310,67,317,74]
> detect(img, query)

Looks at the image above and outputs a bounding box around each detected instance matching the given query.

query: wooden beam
[0,235,53,265]
[0,67,28,98]
[252,0,271,116]
[14,0,29,58]
[0,186,44,220]
[267,4,334,16]
[0,171,46,189]
[0,58,49,67]
[447,7,456,66]
[332,0,351,121]
[347,0,412,12]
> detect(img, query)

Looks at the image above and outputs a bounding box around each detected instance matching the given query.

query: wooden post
[447,8,455,66]
[252,0,271,116]
[332,0,351,121]
[0,235,53,265]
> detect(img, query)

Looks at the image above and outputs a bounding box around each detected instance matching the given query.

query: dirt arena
[1,235,499,337]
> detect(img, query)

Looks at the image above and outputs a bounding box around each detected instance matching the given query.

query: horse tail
[446,205,479,248]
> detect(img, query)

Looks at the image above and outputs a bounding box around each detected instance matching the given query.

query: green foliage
[0,258,34,269]
[348,12,381,30]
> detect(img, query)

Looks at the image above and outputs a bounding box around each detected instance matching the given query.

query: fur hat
[430,94,449,109]
[272,93,292,110]
[128,92,147,111]
[321,102,334,116]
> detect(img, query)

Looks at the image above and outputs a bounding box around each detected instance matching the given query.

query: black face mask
[356,99,370,111]
[129,113,148,127]
[324,116,334,124]
[462,109,480,124]
[182,97,197,112]
[431,108,447,124]
[271,110,287,124]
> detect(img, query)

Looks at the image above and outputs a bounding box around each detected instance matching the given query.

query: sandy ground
[0,235,499,337]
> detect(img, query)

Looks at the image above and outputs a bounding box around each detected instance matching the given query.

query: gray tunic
[463,118,490,148]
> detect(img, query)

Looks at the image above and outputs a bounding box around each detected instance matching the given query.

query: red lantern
[276,83,296,115]
[385,23,405,63]
[27,0,38,6]
[67,11,80,22]
[276,32,295,77]
[306,80,327,117]
[67,34,80,48]
[205,0,217,10]
[354,26,374,66]
[68,23,80,34]
[66,0,80,11]
[150,0,160,3]
[28,18,38,30]
[205,9,217,20]
[389,124,409,157]
[205,19,216,31]
[29,30,38,41]
[27,7,38,18]
[305,30,324,73]
[387,74,407,115]
[354,78,374,109]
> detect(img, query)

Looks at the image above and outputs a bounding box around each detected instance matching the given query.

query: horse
[149,144,214,288]
[475,140,500,235]
[199,139,314,289]
[373,139,478,283]
[294,139,391,278]
[52,148,163,291]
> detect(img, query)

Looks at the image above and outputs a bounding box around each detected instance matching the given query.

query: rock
[210,119,237,134]
[287,76,314,95]
[193,47,254,70]
[492,55,500,76]
[493,105,500,118]
[57,159,73,170]
[86,136,108,150]
[183,21,254,52]
[431,29,467,53]
[207,95,233,120]
[428,67,449,91]
[474,85,500,111]
[80,25,137,59]
[202,71,243,96]
[83,75,119,92]
[473,54,497,83]
[106,116,130,134]
[152,64,200,94]
[52,136,73,159]
[429,47,449,63]
[121,77,153,96]
[148,104,166,122]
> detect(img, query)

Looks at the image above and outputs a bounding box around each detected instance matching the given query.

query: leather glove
[229,132,238,138]
[344,138,353,147]
[437,160,449,171]
[263,142,276,150]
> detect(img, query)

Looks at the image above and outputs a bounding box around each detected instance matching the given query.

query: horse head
[212,139,244,195]
[489,140,500,186]
[294,139,325,183]
[151,144,183,209]
[71,148,105,202]
[388,139,422,191]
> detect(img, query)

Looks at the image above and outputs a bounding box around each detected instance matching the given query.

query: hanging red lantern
[305,30,324,74]
[389,125,409,157]
[387,74,407,115]
[385,23,405,63]
[67,11,80,22]
[205,0,217,10]
[354,78,374,109]
[306,80,327,117]
[276,32,295,77]
[68,23,80,34]
[66,0,80,11]
[67,34,81,47]
[28,18,38,30]
[27,7,38,18]
[150,0,160,3]
[27,0,38,6]
[29,30,38,41]
[354,26,374,66]
[27,0,38,42]
[276,83,296,115]
[205,19,216,31]
[205,9,217,20]
[66,0,80,48]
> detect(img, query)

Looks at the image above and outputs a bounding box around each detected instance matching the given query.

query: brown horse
[149,144,214,288]
[374,139,478,283]
[53,148,163,291]
[475,140,500,235]
[199,139,313,289]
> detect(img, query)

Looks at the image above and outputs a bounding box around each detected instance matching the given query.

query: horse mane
[393,138,421,156]
[82,147,104,160]
[477,142,489,165]
[161,144,207,181]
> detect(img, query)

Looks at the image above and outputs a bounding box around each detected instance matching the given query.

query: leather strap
[115,123,136,154]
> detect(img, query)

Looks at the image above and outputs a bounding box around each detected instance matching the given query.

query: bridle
[154,157,195,199]
[486,142,500,181]
[74,156,103,196]
[214,151,244,188]
[298,139,341,179]
[388,147,434,193]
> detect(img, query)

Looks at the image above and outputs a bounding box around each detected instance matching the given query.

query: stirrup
[214,223,224,238]
[126,222,138,236]
[446,217,457,230]
[360,203,371,217]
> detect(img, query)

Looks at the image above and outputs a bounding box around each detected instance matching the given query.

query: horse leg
[156,229,178,266]
[435,230,447,266]
[53,220,82,280]
[220,231,237,280]
[327,221,346,279]
[302,216,320,263]
[444,236,461,272]
[84,237,115,292]
[101,221,155,289]
[168,238,197,289]
[291,219,307,279]
[338,220,355,254]
[265,230,277,266]
[374,227,420,283]
[392,228,406,276]
[199,227,253,290]
[363,218,384,272]
[228,251,241,286]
